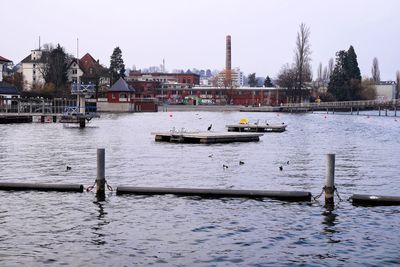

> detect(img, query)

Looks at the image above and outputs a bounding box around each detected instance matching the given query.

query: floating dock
[0,115,33,124]
[153,131,263,143]
[116,186,312,202]
[0,182,84,192]
[351,194,400,206]
[226,123,287,132]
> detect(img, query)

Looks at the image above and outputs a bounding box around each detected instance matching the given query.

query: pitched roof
[0,56,12,63]
[0,82,19,95]
[79,53,109,78]
[20,51,50,64]
[67,57,85,71]
[109,78,135,92]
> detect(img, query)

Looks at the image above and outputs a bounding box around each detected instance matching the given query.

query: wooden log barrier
[351,194,400,206]
[0,182,84,192]
[116,186,312,202]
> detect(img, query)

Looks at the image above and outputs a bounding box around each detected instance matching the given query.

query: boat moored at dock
[226,118,287,132]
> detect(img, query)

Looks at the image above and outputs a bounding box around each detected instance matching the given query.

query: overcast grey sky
[2,0,399,80]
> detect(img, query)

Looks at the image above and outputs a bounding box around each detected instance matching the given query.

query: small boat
[226,118,287,133]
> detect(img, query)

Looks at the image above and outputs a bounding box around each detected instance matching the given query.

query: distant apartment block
[216,68,244,87]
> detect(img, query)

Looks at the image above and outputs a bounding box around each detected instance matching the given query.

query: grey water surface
[0,111,399,266]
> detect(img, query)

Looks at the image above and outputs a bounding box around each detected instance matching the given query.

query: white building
[217,67,244,87]
[21,49,49,90]
[67,58,84,83]
[375,81,397,100]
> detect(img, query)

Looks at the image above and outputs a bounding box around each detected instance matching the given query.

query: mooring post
[96,148,106,199]
[325,154,335,206]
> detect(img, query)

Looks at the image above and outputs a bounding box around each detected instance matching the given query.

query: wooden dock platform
[153,131,263,143]
[226,123,287,132]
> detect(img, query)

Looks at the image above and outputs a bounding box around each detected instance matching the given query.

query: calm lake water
[0,110,399,266]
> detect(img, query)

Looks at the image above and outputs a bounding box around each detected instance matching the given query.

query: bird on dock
[239,161,245,165]
[66,166,72,171]
[279,165,283,171]
[207,124,212,131]
[223,164,229,169]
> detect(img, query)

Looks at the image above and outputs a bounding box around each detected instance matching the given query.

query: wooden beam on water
[0,182,84,193]
[116,186,312,202]
[351,194,400,206]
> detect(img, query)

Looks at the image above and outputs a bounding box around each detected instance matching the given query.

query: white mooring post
[96,148,106,199]
[325,154,335,205]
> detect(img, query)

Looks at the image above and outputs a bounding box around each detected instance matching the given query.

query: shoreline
[158,105,246,112]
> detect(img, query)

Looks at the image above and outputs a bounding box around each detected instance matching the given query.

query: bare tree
[371,57,380,83]
[322,66,328,83]
[327,58,334,78]
[294,23,312,91]
[396,71,400,99]
[317,62,323,82]
[276,64,297,90]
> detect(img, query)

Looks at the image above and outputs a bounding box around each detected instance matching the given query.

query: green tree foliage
[41,44,68,94]
[247,73,258,87]
[110,46,126,84]
[264,75,273,87]
[328,46,362,101]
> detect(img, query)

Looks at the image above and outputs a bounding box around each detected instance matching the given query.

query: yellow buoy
[239,118,249,124]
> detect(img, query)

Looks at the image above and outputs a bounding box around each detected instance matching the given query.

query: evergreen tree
[248,73,258,87]
[328,50,348,101]
[264,76,273,87]
[328,46,362,101]
[43,44,68,95]
[346,46,361,81]
[110,47,126,84]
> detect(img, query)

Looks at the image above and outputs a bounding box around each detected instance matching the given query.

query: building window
[112,93,116,99]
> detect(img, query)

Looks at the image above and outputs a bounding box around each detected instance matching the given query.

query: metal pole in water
[96,148,106,199]
[325,154,335,206]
